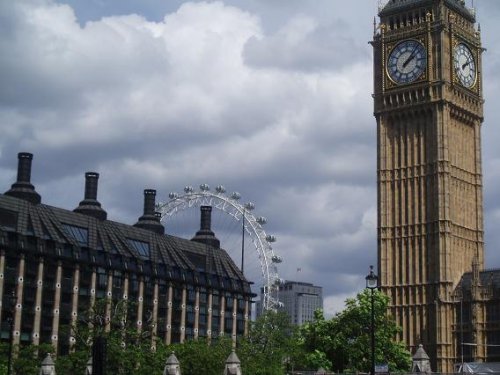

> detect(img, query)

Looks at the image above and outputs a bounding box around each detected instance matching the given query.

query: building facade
[278,281,322,325]
[372,0,500,371]
[454,264,500,364]
[0,152,253,355]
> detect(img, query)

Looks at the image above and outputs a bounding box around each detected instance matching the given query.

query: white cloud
[243,14,368,72]
[1,0,500,316]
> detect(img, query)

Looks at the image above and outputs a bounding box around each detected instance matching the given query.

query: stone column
[194,288,200,340]
[207,291,213,341]
[180,285,187,343]
[219,295,226,337]
[51,261,62,349]
[122,273,130,329]
[244,298,249,337]
[89,268,97,308]
[123,273,129,300]
[231,295,238,345]
[137,277,144,334]
[105,271,113,332]
[13,255,25,347]
[32,258,44,345]
[152,281,159,346]
[166,283,173,345]
[69,265,80,350]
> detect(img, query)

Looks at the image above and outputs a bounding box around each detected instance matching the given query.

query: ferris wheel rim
[157,187,281,311]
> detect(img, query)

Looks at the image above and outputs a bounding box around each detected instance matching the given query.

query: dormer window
[0,208,17,231]
[127,238,150,259]
[62,223,88,246]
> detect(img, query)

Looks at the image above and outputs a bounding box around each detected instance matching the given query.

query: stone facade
[372,0,485,372]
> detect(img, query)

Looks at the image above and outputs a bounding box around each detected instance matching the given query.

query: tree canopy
[0,292,412,374]
[299,289,412,373]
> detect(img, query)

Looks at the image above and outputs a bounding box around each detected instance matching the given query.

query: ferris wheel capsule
[230,192,241,200]
[215,185,226,194]
[271,255,282,263]
[168,192,178,199]
[256,217,267,225]
[274,277,285,285]
[200,184,210,191]
[184,186,194,193]
[266,235,276,243]
[244,202,255,211]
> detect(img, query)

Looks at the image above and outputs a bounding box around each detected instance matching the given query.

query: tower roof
[457,268,500,290]
[413,344,430,360]
[379,0,475,22]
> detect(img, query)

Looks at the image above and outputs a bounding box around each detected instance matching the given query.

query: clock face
[454,43,476,88]
[387,40,427,84]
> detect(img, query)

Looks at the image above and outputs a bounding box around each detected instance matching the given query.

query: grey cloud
[243,18,368,72]
[1,0,500,316]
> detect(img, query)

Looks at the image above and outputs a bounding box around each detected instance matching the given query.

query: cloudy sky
[1,0,499,315]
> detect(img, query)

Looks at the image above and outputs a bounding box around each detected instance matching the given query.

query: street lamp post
[366,265,378,375]
[7,290,17,375]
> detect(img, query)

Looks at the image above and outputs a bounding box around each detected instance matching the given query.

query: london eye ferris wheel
[157,184,283,312]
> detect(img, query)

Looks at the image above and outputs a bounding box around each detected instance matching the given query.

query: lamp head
[365,265,378,289]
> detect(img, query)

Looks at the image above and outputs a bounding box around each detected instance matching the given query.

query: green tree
[12,343,55,375]
[0,342,55,375]
[168,337,232,375]
[300,291,412,373]
[296,310,334,371]
[58,298,167,375]
[238,310,299,375]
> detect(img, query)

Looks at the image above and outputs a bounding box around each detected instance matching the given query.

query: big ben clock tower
[372,0,484,372]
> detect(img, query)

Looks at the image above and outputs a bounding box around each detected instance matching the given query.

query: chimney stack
[74,172,107,220]
[133,189,165,235]
[191,206,220,248]
[83,172,99,201]
[5,152,41,204]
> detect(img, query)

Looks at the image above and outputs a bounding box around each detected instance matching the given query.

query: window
[0,208,17,231]
[26,218,35,235]
[41,223,52,240]
[127,238,150,258]
[62,224,88,246]
[185,252,206,271]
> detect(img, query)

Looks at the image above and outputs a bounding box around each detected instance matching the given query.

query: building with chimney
[0,152,253,354]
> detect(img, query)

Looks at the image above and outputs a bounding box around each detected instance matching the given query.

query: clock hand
[462,61,470,70]
[403,45,419,68]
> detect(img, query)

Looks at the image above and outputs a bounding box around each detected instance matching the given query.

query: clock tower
[372,0,484,372]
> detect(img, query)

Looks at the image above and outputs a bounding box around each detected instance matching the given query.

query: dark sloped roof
[462,362,500,374]
[379,0,475,22]
[0,193,251,294]
[458,269,500,290]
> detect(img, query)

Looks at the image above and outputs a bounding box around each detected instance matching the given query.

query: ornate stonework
[372,1,484,372]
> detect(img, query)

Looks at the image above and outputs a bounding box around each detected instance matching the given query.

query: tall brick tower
[372,0,484,372]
